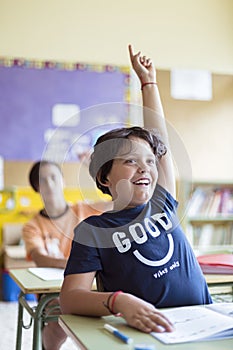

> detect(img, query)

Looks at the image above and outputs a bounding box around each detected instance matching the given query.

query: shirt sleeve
[22,219,45,259]
[64,221,102,276]
[153,184,178,212]
[73,201,104,220]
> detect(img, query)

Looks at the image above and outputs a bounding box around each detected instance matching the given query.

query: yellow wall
[0,186,109,243]
[1,0,233,184]
[1,0,233,74]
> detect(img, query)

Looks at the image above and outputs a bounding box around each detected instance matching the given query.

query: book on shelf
[187,187,206,216]
[151,303,233,344]
[197,253,233,274]
[208,189,222,217]
[187,186,233,217]
[196,224,214,247]
[190,224,232,248]
[219,188,233,217]
[196,224,231,247]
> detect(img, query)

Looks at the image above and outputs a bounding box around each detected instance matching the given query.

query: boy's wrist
[141,82,157,90]
[139,72,156,84]
[103,290,123,316]
[111,290,124,315]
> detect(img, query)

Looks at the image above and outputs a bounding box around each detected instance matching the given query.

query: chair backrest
[2,223,24,246]
[95,272,104,292]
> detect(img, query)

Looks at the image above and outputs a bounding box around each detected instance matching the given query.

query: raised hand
[128,44,156,84]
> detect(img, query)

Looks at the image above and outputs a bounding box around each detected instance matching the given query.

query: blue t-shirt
[65,185,212,307]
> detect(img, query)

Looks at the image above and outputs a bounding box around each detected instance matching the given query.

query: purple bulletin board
[0,57,130,161]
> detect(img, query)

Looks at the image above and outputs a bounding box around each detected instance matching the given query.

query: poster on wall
[0,57,131,162]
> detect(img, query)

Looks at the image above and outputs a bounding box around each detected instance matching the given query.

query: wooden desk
[59,314,233,350]
[10,268,63,350]
[10,268,232,350]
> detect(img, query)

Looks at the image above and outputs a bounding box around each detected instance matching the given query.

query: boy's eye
[125,159,136,164]
[147,159,156,165]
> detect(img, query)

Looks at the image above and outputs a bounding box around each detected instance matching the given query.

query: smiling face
[102,137,158,209]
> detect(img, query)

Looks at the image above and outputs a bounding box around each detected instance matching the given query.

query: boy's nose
[138,163,147,173]
[44,179,54,189]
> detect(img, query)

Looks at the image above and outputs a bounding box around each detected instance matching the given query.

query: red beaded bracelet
[141,82,157,90]
[103,290,123,316]
[110,290,123,314]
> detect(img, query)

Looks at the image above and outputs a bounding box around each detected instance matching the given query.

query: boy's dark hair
[89,126,167,196]
[29,160,62,192]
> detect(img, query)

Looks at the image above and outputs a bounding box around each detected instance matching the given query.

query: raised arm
[60,45,175,335]
[128,44,176,197]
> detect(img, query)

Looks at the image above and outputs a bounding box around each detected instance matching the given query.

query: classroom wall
[1,0,233,186]
[158,71,233,182]
[1,0,233,73]
[3,70,232,186]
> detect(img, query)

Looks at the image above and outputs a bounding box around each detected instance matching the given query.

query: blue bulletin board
[0,57,131,161]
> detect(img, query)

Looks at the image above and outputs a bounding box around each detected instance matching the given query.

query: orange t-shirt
[22,202,101,260]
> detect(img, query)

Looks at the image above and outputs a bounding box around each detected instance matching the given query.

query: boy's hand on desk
[115,293,174,333]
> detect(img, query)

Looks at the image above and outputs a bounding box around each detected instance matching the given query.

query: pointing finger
[128,44,141,62]
[128,44,134,61]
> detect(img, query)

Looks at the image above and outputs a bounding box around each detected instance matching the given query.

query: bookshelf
[184,181,233,254]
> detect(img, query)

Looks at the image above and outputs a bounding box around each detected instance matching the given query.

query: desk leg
[32,314,42,350]
[32,293,59,350]
[15,291,24,350]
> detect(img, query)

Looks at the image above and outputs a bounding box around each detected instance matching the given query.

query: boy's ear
[97,173,110,187]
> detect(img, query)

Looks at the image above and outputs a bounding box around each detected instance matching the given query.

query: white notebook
[28,267,64,281]
[151,303,233,344]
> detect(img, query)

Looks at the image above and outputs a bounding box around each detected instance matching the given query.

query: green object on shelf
[0,187,16,213]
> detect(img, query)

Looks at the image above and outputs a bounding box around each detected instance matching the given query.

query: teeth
[134,179,150,185]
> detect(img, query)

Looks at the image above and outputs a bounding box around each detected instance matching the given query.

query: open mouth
[133,178,150,186]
